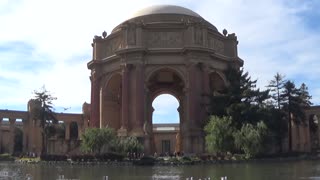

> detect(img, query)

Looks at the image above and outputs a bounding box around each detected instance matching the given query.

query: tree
[119,136,144,154]
[281,81,307,152]
[204,116,234,154]
[207,67,270,128]
[81,128,117,154]
[266,73,287,153]
[31,86,57,154]
[298,83,312,108]
[233,121,267,158]
[267,73,286,109]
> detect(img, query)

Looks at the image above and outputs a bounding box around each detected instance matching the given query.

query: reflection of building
[1,5,316,155]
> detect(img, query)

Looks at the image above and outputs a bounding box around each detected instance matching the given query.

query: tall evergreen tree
[266,73,287,153]
[32,86,57,154]
[298,83,312,108]
[267,73,286,109]
[280,81,307,152]
[207,66,270,128]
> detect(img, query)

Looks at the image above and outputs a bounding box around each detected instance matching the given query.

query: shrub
[233,121,268,159]
[81,128,117,154]
[204,116,235,154]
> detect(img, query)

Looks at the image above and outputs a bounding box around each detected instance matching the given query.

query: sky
[0,0,319,124]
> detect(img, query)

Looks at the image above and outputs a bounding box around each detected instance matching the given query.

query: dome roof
[131,5,201,19]
[111,5,218,33]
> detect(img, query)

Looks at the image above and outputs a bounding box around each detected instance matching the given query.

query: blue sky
[0,0,319,124]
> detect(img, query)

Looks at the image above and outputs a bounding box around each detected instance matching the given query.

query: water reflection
[0,160,320,180]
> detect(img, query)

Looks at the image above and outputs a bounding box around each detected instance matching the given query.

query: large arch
[145,67,185,154]
[101,73,122,130]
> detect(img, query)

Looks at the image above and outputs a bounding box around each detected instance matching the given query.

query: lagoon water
[1,160,320,180]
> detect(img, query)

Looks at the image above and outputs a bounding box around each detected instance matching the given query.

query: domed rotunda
[87,5,243,154]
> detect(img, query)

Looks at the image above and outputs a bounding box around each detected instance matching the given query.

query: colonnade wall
[0,107,86,155]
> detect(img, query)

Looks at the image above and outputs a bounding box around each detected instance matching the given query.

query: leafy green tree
[32,86,57,154]
[204,116,234,154]
[118,136,143,154]
[234,121,267,158]
[81,128,117,154]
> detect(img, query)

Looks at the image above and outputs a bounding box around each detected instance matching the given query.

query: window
[161,140,171,154]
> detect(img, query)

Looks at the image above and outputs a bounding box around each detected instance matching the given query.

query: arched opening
[152,94,180,156]
[147,68,184,156]
[209,72,226,94]
[70,122,78,140]
[152,94,179,124]
[101,73,122,130]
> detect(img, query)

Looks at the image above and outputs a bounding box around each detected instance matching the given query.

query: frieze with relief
[146,31,183,48]
[106,37,123,56]
[208,36,224,54]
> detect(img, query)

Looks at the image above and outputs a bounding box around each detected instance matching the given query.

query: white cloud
[0,0,319,120]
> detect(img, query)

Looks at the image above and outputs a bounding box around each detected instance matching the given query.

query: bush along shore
[11,152,320,166]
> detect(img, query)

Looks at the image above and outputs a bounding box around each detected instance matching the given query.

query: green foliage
[204,116,234,154]
[32,86,58,127]
[118,136,144,153]
[81,128,117,154]
[234,121,267,158]
[267,73,286,109]
[207,67,270,128]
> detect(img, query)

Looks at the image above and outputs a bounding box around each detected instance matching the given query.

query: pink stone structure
[87,5,243,154]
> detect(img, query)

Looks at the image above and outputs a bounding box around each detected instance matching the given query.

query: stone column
[201,66,210,123]
[146,106,154,154]
[134,63,144,136]
[182,87,192,153]
[22,119,28,152]
[9,118,16,154]
[78,122,83,140]
[90,73,101,127]
[187,63,197,126]
[118,64,129,136]
[65,122,70,141]
[185,62,204,153]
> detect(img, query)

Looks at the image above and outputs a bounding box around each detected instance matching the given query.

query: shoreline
[10,153,320,166]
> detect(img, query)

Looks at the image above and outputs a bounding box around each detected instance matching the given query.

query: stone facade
[87,5,243,154]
